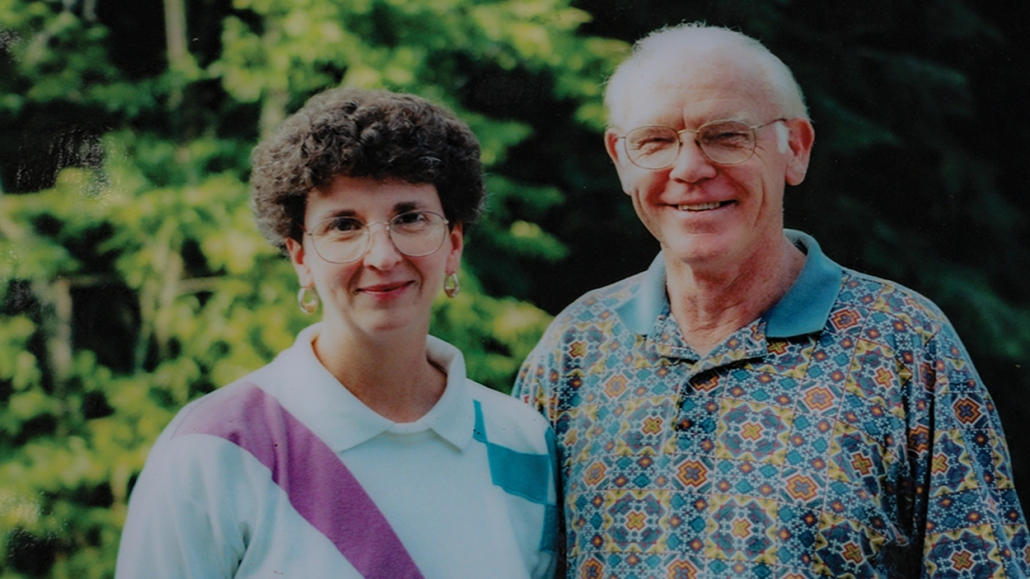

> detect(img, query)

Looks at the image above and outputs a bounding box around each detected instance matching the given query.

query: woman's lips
[357,281,414,296]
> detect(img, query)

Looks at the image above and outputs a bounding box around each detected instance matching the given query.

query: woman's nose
[361,225,403,268]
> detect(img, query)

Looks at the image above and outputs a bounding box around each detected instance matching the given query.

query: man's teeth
[678,202,722,211]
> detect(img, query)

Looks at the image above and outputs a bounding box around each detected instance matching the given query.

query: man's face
[605,53,813,274]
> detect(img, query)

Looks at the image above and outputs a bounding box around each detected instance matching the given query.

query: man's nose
[668,136,717,182]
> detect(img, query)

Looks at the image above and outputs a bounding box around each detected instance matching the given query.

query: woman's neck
[311,326,446,423]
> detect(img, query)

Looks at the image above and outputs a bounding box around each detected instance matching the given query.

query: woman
[115,88,558,579]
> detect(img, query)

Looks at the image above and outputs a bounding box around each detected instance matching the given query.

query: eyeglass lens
[625,121,757,168]
[309,210,448,263]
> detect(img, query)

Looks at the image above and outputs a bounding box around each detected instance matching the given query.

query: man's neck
[665,234,806,356]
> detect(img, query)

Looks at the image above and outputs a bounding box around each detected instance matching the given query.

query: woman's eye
[394,211,428,225]
[331,218,363,232]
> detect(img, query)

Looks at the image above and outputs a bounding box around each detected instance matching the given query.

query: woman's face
[285,175,462,343]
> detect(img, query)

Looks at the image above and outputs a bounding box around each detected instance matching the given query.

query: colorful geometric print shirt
[513,230,1030,579]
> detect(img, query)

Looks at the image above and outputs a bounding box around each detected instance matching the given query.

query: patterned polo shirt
[514,230,1030,579]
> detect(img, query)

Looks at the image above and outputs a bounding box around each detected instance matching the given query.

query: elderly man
[514,23,1029,578]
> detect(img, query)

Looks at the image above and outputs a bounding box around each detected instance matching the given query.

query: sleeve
[543,425,567,579]
[916,323,1030,578]
[528,426,561,579]
[114,428,245,579]
[512,326,563,428]
[513,327,568,579]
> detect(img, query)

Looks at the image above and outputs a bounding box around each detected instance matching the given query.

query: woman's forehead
[305,177,440,220]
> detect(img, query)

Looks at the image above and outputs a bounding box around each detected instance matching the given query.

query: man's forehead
[615,59,773,126]
[644,44,766,89]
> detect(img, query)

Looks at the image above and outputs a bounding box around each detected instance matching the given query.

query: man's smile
[676,201,735,212]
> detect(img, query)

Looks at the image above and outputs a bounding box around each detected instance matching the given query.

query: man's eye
[631,136,676,155]
[702,126,750,146]
[636,131,676,144]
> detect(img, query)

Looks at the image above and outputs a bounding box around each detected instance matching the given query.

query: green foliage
[0,1,619,576]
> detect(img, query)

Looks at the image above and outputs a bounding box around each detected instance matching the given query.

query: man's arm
[917,323,1030,577]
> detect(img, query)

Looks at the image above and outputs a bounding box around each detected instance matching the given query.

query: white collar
[265,323,475,453]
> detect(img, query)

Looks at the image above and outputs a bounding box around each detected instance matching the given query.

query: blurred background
[1,0,1028,576]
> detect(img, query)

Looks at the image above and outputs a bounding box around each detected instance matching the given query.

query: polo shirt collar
[765,230,843,337]
[614,229,843,339]
[418,335,476,450]
[271,323,475,453]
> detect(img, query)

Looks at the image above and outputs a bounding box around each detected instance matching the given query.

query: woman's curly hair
[249,87,485,250]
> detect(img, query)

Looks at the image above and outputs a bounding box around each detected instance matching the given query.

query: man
[514,23,1030,578]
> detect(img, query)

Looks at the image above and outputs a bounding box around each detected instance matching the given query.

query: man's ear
[285,237,315,289]
[604,129,634,195]
[785,118,815,186]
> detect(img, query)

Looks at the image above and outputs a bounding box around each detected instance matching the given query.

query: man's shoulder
[552,270,648,325]
[515,271,649,386]
[837,266,950,336]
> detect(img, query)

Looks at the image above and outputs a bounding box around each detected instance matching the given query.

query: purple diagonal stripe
[175,382,424,579]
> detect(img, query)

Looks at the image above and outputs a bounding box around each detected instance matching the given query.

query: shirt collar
[614,229,843,338]
[417,335,476,450]
[764,230,844,337]
[269,324,475,453]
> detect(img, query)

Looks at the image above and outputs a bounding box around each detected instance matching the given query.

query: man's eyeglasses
[618,118,788,169]
[306,210,449,264]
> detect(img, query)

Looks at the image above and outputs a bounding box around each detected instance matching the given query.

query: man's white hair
[605,23,809,129]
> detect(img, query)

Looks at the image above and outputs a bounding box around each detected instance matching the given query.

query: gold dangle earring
[443,272,460,298]
[298,285,320,314]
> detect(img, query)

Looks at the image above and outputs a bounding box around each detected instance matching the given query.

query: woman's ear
[285,237,315,289]
[445,222,464,275]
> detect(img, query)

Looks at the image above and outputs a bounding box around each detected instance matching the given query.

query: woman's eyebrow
[392,201,422,214]
[318,209,358,220]
[314,200,427,223]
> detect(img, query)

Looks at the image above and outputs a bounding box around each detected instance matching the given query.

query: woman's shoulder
[146,359,284,454]
[465,380,553,455]
[466,380,548,423]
